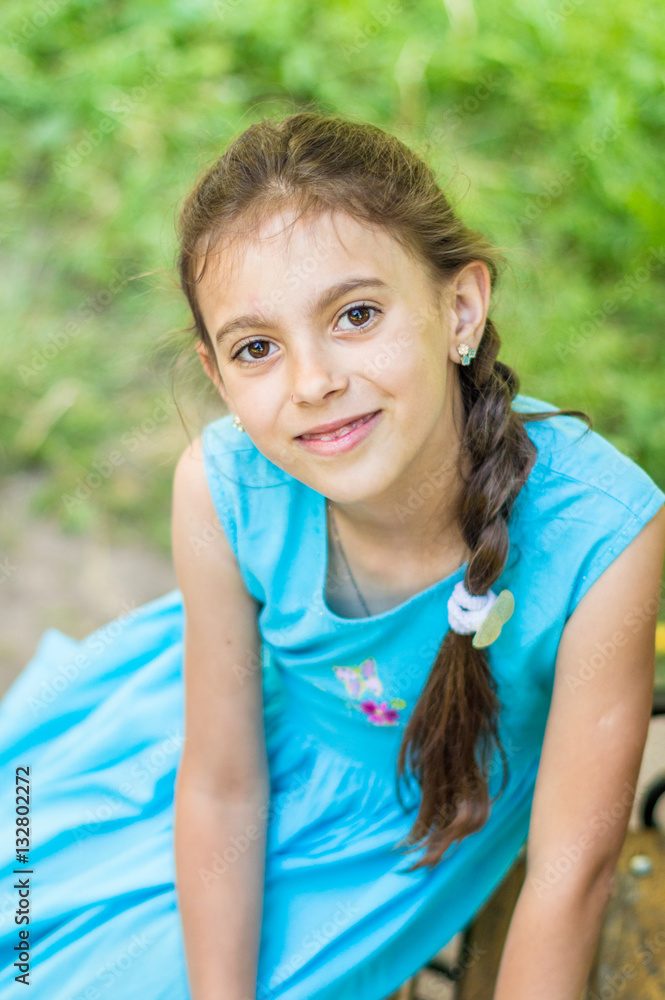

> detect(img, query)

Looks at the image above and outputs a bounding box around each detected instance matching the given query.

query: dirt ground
[0,469,177,695]
[1,468,663,847]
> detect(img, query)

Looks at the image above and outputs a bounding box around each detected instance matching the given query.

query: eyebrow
[213,277,391,348]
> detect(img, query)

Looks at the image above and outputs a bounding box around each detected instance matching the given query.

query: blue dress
[1,393,664,1000]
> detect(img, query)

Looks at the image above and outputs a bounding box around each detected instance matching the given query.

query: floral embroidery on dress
[332,658,407,726]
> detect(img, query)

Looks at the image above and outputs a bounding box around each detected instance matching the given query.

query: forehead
[195,206,423,317]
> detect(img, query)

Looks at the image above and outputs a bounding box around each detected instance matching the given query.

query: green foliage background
[2,0,664,569]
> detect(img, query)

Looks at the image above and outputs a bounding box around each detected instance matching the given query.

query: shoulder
[197,413,306,605]
[511,392,665,615]
[514,392,664,521]
[172,431,239,565]
[171,432,251,601]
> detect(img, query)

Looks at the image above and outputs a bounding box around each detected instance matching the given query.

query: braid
[395,317,589,871]
[458,318,532,589]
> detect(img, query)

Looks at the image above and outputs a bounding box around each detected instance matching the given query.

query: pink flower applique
[332,658,406,726]
[359,700,400,726]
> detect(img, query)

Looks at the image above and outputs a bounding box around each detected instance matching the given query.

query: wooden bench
[387,827,664,999]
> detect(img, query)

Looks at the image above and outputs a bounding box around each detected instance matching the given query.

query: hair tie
[447,580,515,648]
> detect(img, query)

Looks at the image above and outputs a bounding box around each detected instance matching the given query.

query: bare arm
[493,503,665,1000]
[172,434,271,1000]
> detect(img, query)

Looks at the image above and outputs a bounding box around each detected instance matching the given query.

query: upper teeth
[302,414,372,440]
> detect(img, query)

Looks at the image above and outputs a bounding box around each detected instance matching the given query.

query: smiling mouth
[298,411,380,442]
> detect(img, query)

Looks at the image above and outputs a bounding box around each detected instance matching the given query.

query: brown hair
[176,110,593,871]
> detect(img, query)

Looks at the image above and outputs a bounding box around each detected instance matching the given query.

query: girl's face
[195,206,489,506]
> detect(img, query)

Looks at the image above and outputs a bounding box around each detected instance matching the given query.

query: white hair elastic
[447,580,515,648]
[447,581,498,634]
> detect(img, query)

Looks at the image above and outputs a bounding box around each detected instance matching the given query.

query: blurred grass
[1,0,664,677]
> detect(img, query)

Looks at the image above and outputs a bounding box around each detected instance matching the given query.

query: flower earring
[456,342,477,366]
[232,414,245,432]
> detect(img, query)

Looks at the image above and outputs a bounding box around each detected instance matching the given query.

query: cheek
[231,375,279,411]
[360,326,416,379]
[372,346,445,404]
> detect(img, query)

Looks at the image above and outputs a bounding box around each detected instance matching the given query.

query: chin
[321,470,397,506]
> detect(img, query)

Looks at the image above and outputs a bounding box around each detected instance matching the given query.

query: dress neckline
[316,440,542,624]
[317,494,469,624]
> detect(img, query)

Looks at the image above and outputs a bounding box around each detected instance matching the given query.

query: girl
[1,110,664,1000]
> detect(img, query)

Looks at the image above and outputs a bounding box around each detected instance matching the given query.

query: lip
[295,409,382,456]
[296,410,381,437]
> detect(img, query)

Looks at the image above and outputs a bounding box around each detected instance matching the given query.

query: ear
[195,341,229,405]
[447,260,491,364]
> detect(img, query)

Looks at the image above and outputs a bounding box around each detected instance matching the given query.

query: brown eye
[348,306,371,325]
[246,340,270,358]
[231,339,276,365]
[337,303,380,331]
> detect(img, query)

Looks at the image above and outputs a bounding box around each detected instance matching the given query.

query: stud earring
[456,342,477,366]
[232,414,245,432]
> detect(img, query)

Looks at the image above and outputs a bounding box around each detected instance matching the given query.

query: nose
[289,345,348,406]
